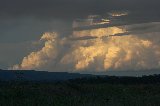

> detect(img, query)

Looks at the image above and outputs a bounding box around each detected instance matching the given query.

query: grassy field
[0,80,160,106]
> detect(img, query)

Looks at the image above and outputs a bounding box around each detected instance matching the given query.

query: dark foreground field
[0,76,160,106]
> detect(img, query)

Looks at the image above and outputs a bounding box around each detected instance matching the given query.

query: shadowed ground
[0,78,160,106]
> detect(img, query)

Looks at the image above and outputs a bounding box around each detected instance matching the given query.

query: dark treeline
[69,74,160,85]
[1,72,160,85]
[0,74,160,105]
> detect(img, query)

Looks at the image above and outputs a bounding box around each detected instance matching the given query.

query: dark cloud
[0,0,160,42]
[70,36,98,41]
[0,0,160,70]
[0,0,160,20]
[0,18,71,42]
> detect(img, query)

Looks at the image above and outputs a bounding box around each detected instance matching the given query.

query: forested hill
[0,69,160,83]
[0,69,91,81]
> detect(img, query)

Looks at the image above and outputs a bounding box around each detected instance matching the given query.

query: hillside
[0,76,160,106]
[0,69,91,81]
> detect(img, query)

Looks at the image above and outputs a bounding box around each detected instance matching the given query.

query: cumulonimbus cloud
[11,12,160,72]
[11,21,160,72]
[12,32,59,70]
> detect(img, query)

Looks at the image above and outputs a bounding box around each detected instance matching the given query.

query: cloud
[11,22,160,72]
[0,0,160,20]
[2,0,160,72]
[1,0,160,43]
[12,32,59,70]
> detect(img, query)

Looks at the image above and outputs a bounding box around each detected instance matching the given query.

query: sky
[1,0,160,72]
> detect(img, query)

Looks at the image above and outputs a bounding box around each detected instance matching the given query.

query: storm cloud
[1,0,160,71]
[0,0,160,20]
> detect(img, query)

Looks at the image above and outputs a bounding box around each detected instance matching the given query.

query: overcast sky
[0,0,160,71]
[0,0,160,42]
